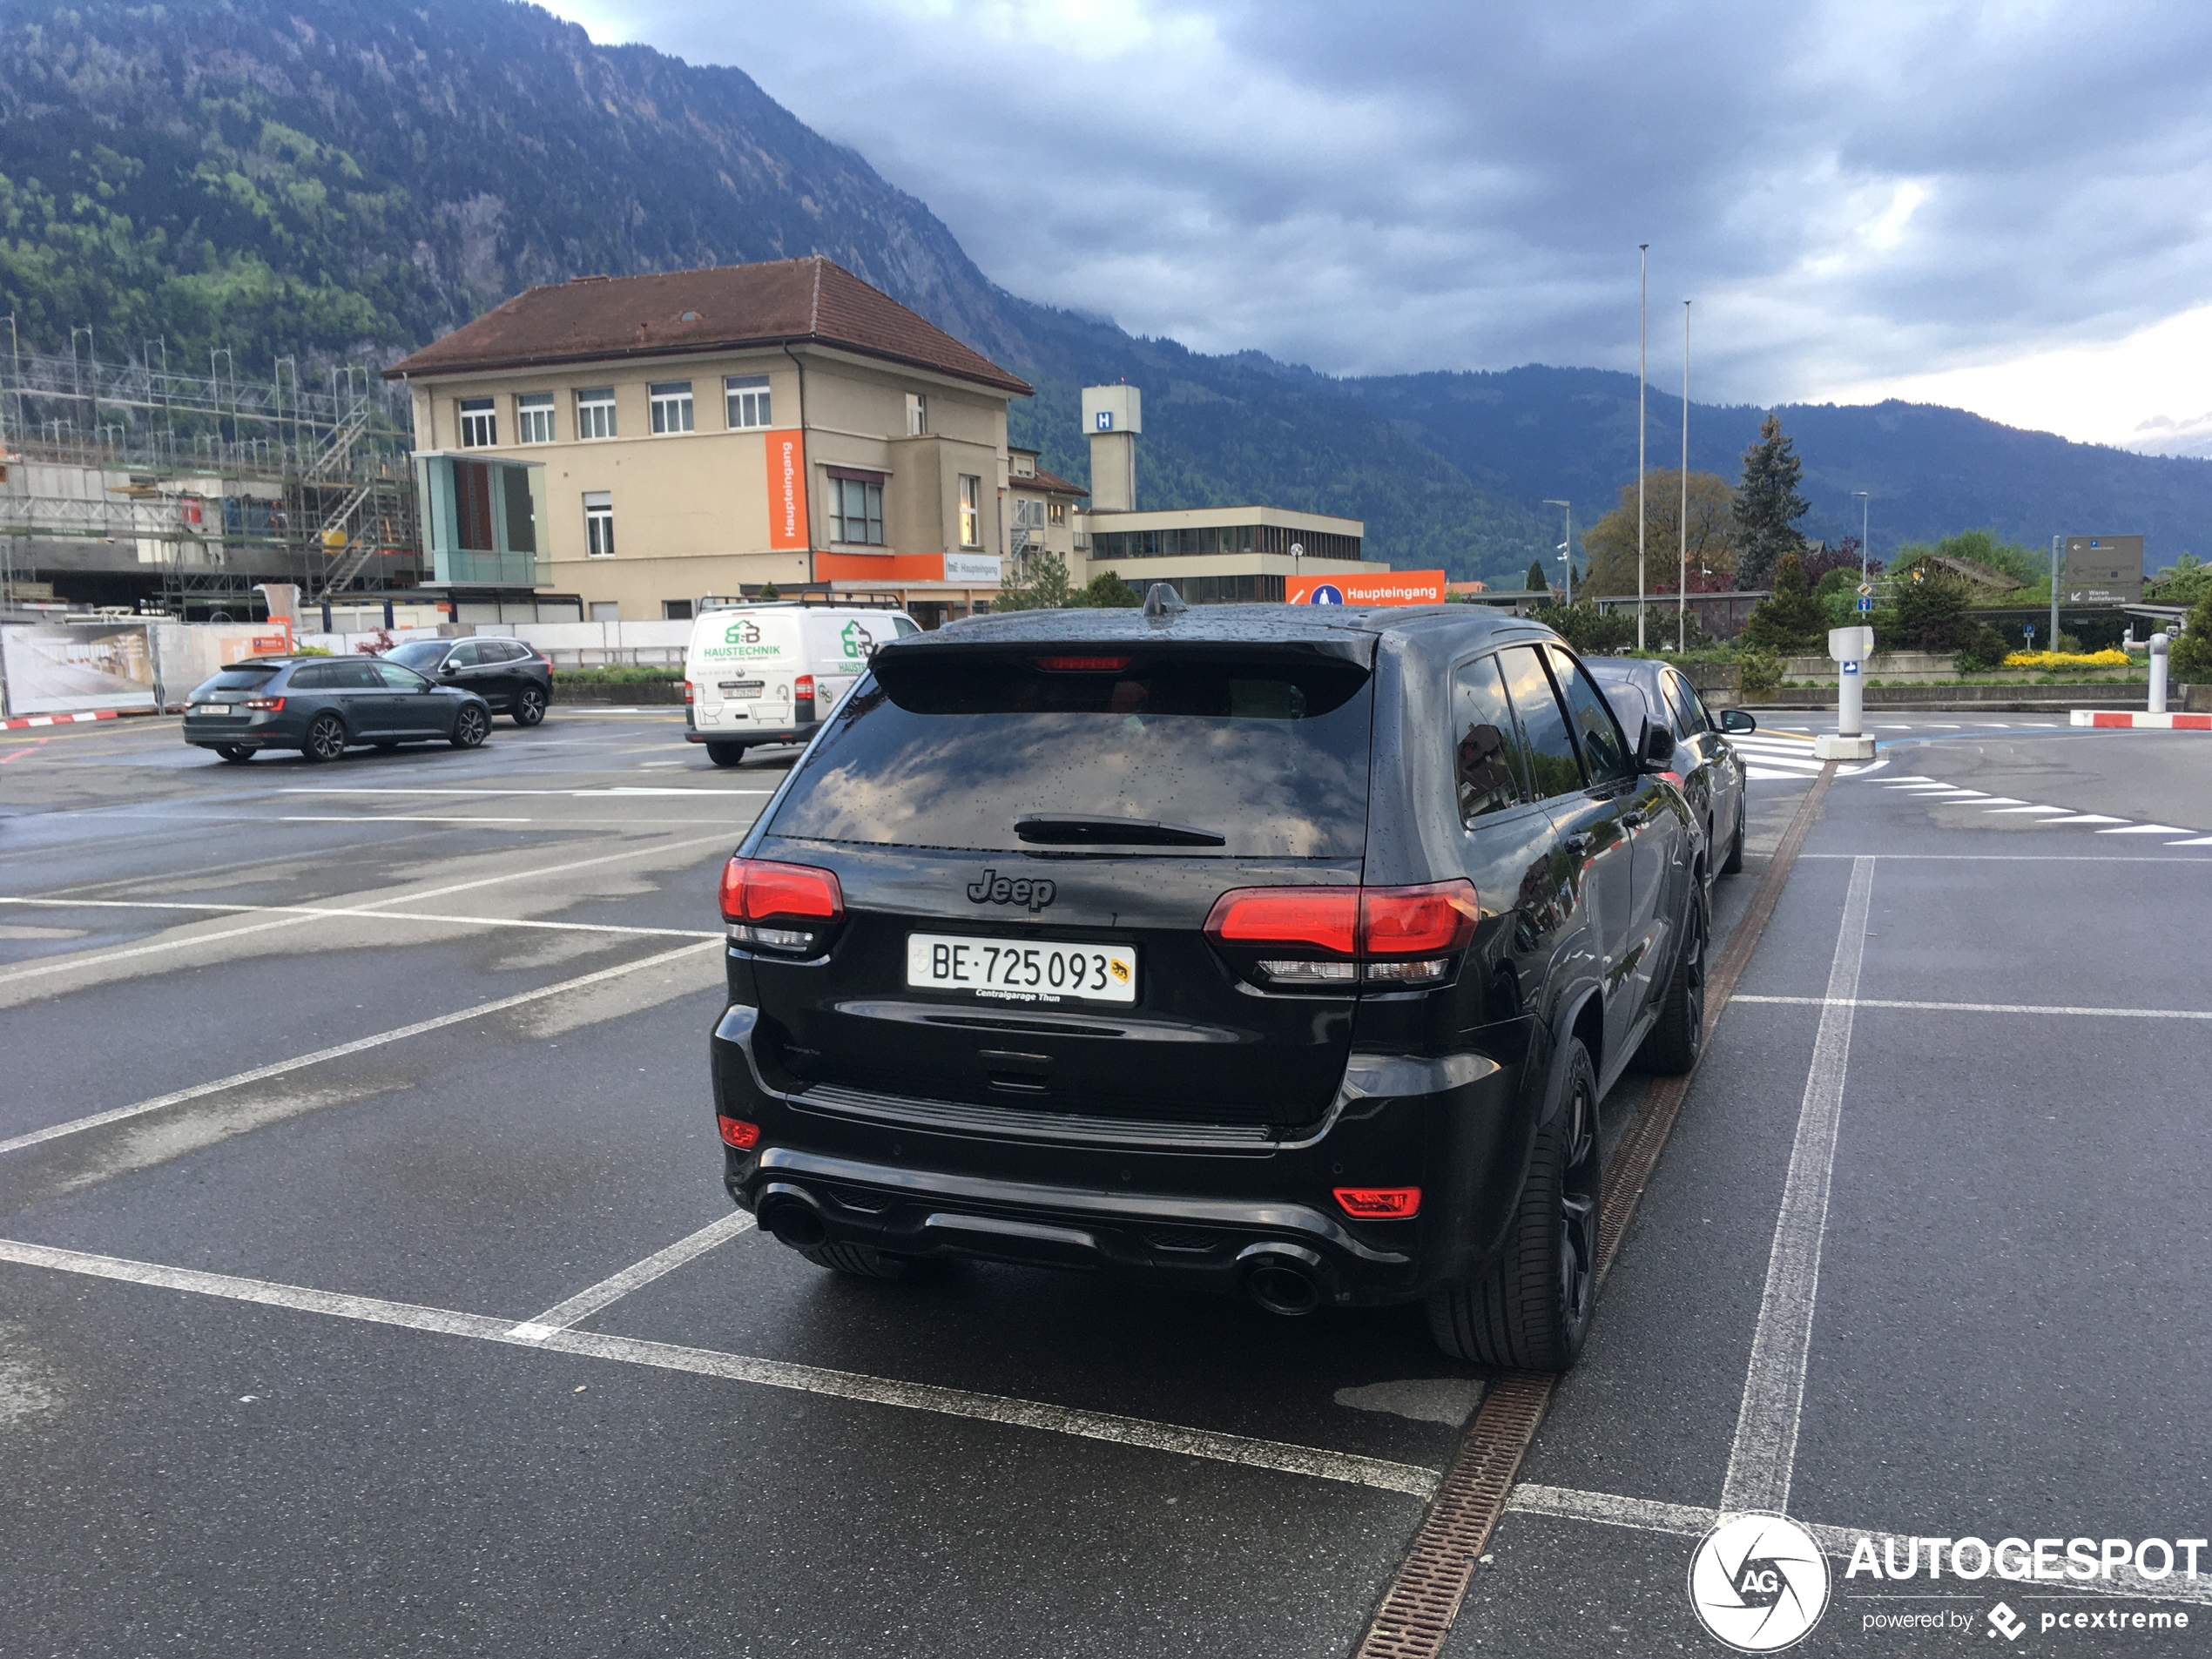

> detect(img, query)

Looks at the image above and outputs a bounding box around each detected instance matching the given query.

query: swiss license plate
[198,704,230,717]
[719,680,765,696]
[906,933,1136,1005]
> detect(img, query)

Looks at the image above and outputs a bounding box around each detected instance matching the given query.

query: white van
[683,600,920,765]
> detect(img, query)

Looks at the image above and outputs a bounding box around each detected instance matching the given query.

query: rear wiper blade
[1015,813,1226,847]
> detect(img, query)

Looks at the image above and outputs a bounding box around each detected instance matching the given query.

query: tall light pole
[1852,490,1869,583]
[1637,243,1648,651]
[1679,299,1689,655]
[1544,499,1572,604]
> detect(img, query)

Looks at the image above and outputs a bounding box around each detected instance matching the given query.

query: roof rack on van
[696,590,906,612]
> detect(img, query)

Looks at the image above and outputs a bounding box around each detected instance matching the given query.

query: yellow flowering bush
[2000,649,2133,670]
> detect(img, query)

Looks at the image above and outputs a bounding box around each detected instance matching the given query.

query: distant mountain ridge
[3,0,2206,579]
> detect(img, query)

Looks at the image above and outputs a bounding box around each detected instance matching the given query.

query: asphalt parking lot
[1,708,2206,1656]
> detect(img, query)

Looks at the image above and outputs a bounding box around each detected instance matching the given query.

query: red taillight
[243,697,285,711]
[1204,887,1359,955]
[719,857,843,924]
[1204,880,1480,961]
[717,1116,760,1150]
[1334,1186,1420,1219]
[1031,654,1134,671]
[1359,880,1482,959]
[684,679,695,704]
[793,673,815,699]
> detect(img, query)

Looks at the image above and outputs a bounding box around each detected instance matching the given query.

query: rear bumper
[709,1001,1530,1308]
[685,721,818,745]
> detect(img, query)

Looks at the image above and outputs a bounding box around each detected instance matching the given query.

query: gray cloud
[549,0,2212,408]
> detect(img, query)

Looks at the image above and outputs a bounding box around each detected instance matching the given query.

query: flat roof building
[385,257,1031,623]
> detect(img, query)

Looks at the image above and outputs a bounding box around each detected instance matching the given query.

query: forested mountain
[4,0,2207,581]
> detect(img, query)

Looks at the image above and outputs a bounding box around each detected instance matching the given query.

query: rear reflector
[1030,654,1134,671]
[1334,1186,1420,1219]
[719,857,844,924]
[718,1116,761,1150]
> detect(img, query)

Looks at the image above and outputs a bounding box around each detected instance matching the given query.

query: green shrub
[2173,590,2212,680]
[1543,602,1637,654]
[552,666,685,684]
[1738,649,1784,698]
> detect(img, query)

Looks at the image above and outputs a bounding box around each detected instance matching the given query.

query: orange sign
[1286,570,1447,607]
[765,431,809,550]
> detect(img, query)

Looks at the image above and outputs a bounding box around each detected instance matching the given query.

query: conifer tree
[1732,414,1810,589]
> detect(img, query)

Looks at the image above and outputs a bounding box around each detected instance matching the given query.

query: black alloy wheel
[301,713,348,764]
[1722,806,1746,875]
[1636,887,1707,1076]
[449,704,489,749]
[1427,1038,1602,1371]
[213,745,254,764]
[513,685,547,727]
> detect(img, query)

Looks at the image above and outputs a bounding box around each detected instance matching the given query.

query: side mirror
[1639,723,1676,771]
[442,663,461,677]
[1721,709,1757,733]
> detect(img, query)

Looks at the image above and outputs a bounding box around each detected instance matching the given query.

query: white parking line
[507,1210,758,1339]
[0,1236,1440,1499]
[1732,995,2212,1021]
[281,786,775,799]
[1504,1485,2212,1607]
[280,814,533,825]
[0,831,734,988]
[2033,813,2128,826]
[0,895,718,941]
[0,941,720,1156]
[2098,824,2191,835]
[1721,856,1873,1517]
[1983,805,2070,815]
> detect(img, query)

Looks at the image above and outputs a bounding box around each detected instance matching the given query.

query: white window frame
[1047,500,1068,528]
[458,397,496,448]
[516,392,556,445]
[725,374,772,431]
[906,394,927,436]
[576,388,617,441]
[583,491,615,557]
[649,381,695,435]
[958,475,981,549]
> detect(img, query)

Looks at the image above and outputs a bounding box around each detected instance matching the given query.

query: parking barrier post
[2149,631,2169,716]
[1813,625,1877,760]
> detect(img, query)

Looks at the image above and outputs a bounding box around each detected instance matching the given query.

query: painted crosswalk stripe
[2035,813,2128,826]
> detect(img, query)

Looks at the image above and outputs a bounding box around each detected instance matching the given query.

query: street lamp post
[1543,499,1572,604]
[1679,299,1689,655]
[1637,243,1648,652]
[1852,490,1869,584]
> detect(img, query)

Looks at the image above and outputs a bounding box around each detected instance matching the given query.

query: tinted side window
[1549,647,1635,785]
[446,640,483,667]
[1661,671,1703,740]
[373,660,430,691]
[290,663,336,691]
[332,660,382,689]
[1495,645,1584,800]
[1452,654,1527,822]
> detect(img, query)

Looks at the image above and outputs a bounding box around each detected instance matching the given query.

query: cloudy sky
[540,0,2212,455]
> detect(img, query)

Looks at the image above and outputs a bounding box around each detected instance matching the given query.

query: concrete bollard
[1814,625,1878,760]
[2149,632,2169,716]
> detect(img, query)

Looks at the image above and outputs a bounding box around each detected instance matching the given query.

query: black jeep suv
[708,592,1705,1369]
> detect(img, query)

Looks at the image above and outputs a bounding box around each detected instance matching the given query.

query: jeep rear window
[767,650,1374,857]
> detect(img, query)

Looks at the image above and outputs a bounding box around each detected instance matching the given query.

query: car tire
[1426,1038,1600,1372]
[213,744,255,764]
[301,714,348,764]
[449,704,489,749]
[706,741,747,767]
[1721,806,1745,875]
[1635,886,1707,1076]
[513,686,547,727]
[799,1242,932,1280]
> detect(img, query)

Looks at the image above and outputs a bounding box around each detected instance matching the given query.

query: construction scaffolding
[0,324,420,617]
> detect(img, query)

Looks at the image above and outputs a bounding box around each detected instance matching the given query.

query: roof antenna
[1142,583,1188,620]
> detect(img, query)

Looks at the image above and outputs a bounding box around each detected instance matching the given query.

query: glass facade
[1085,524,1361,562]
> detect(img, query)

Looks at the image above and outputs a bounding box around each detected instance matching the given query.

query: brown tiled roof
[384,257,1031,395]
[1010,464,1088,498]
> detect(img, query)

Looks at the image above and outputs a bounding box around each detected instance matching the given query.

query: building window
[663,599,694,620]
[459,397,496,448]
[725,374,772,430]
[650,381,695,435]
[576,388,617,440]
[830,475,885,545]
[584,491,615,557]
[516,393,556,445]
[906,394,927,436]
[958,475,981,548]
[1047,501,1067,528]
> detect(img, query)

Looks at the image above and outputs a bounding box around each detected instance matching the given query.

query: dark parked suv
[182,655,492,761]
[708,592,1706,1368]
[383,637,553,725]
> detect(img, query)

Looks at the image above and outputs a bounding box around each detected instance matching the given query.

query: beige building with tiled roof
[384,257,1032,622]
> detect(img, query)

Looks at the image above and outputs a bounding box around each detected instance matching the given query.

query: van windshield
[766,649,1373,858]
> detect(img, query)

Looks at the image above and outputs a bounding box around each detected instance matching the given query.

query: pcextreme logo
[1688,1514,1831,1652]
